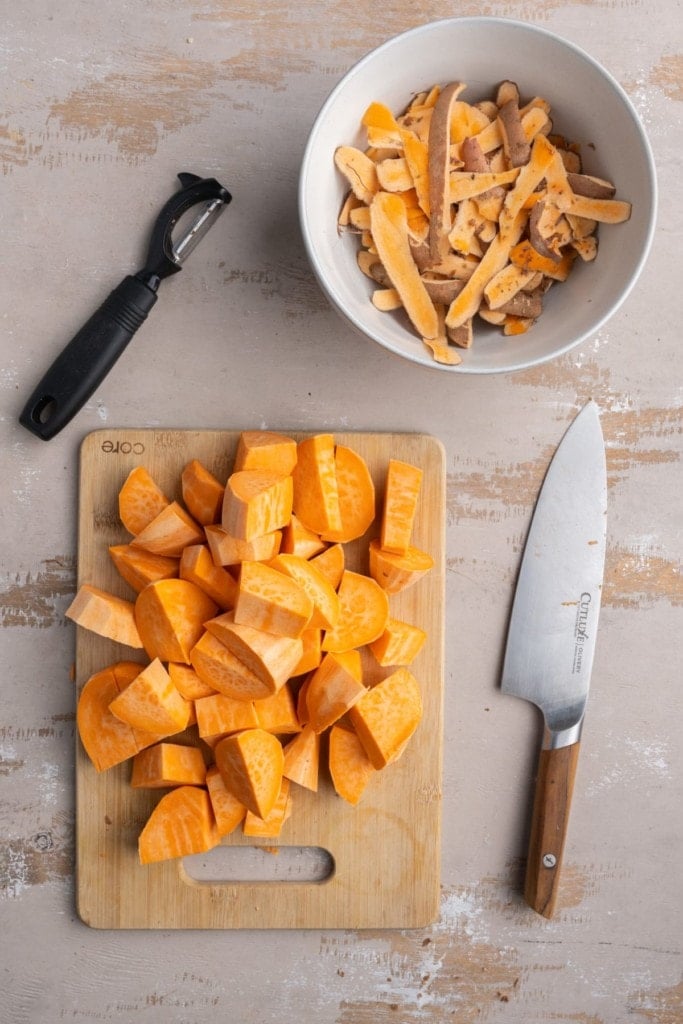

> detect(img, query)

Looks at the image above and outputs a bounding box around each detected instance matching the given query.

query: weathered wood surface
[1,1,680,1021]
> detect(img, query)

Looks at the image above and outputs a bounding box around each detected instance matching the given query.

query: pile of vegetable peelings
[335,79,632,364]
[67,432,433,865]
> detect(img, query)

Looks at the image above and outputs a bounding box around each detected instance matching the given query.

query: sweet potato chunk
[267,554,340,630]
[282,726,320,791]
[291,434,342,535]
[205,524,282,567]
[76,662,152,772]
[131,502,205,558]
[368,538,434,594]
[242,778,291,838]
[214,728,284,819]
[233,430,298,475]
[138,786,219,864]
[130,742,207,788]
[349,667,423,769]
[321,570,389,653]
[189,631,274,701]
[109,658,191,735]
[369,618,427,667]
[109,545,179,594]
[118,467,170,536]
[181,459,224,526]
[234,561,313,639]
[205,764,247,836]
[135,578,218,664]
[204,610,303,691]
[309,543,345,590]
[321,444,376,544]
[380,458,423,555]
[254,684,300,735]
[195,692,259,746]
[222,470,293,542]
[179,544,238,611]
[329,724,376,805]
[66,584,143,649]
[305,650,365,734]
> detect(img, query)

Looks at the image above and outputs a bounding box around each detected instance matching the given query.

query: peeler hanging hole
[31,396,58,426]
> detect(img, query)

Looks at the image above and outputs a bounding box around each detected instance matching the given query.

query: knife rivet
[543,853,557,868]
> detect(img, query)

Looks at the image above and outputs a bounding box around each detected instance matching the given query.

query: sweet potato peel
[72,432,435,864]
[335,79,632,361]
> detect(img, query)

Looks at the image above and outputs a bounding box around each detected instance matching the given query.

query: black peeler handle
[19,274,158,441]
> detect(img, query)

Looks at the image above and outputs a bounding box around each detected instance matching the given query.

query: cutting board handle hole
[181,844,335,885]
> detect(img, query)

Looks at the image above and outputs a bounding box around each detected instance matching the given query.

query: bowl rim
[298,16,658,374]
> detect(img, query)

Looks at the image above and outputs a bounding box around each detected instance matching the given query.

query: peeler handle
[19,275,158,440]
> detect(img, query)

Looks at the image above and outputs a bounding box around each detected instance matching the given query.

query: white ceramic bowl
[298,17,657,373]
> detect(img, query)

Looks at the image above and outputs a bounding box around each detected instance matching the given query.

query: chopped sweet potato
[168,662,216,701]
[281,515,326,559]
[118,467,170,536]
[222,470,293,542]
[282,726,320,791]
[194,692,259,746]
[369,618,427,667]
[131,501,205,558]
[329,724,376,805]
[204,610,303,691]
[134,578,218,664]
[189,631,274,701]
[292,627,322,676]
[109,544,179,594]
[205,764,247,836]
[138,785,219,864]
[205,524,282,567]
[233,430,298,475]
[349,667,423,769]
[267,553,340,630]
[321,570,389,653]
[234,560,313,639]
[243,778,291,837]
[76,662,151,772]
[109,657,191,735]
[254,684,300,735]
[309,543,345,590]
[368,538,434,594]
[320,444,376,544]
[181,459,224,526]
[214,728,284,819]
[66,584,143,649]
[179,544,238,611]
[291,434,342,535]
[305,650,365,734]
[380,458,423,555]
[130,742,207,788]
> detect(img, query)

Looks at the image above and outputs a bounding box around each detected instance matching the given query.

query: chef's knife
[501,400,607,918]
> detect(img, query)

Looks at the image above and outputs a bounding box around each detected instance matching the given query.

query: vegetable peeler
[19,172,231,441]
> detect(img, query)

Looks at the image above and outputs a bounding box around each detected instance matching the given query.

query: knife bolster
[542,719,584,750]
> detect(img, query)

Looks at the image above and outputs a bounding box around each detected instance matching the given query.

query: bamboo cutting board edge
[74,428,446,930]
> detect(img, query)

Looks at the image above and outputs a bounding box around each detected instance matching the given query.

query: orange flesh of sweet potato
[130,742,207,788]
[179,544,238,611]
[309,543,345,590]
[66,584,143,649]
[214,728,284,819]
[329,724,376,805]
[254,683,300,734]
[205,764,247,836]
[233,430,298,475]
[168,662,216,700]
[380,458,423,554]
[221,470,293,542]
[349,667,423,770]
[234,560,313,639]
[205,524,282,567]
[306,650,365,734]
[321,570,390,653]
[368,538,434,594]
[282,726,320,791]
[109,657,191,735]
[181,459,225,526]
[131,501,205,558]
[280,515,326,560]
[369,617,427,667]
[370,190,439,340]
[204,610,303,691]
[194,692,259,745]
[293,627,322,676]
[138,785,219,864]
[118,467,170,536]
[291,435,342,535]
[320,445,376,544]
[267,553,340,630]
[109,544,179,594]
[189,631,274,700]
[77,663,148,772]
[134,578,218,664]
[112,662,171,750]
[243,777,291,837]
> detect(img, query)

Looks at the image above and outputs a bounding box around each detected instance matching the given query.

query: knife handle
[524,741,580,918]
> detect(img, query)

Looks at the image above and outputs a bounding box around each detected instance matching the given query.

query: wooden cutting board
[74,429,445,930]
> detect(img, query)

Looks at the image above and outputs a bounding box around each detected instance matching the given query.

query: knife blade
[501,400,607,918]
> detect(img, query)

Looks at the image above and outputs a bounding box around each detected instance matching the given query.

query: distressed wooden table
[2,2,681,1021]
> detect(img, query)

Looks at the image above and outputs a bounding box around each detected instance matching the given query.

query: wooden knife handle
[524,741,580,918]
